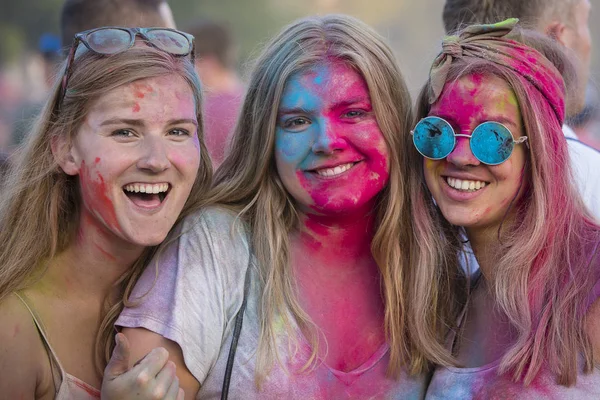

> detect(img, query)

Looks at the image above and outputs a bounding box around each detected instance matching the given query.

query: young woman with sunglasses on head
[115,14,432,399]
[406,19,600,398]
[0,27,211,399]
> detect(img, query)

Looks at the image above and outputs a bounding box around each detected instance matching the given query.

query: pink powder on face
[132,102,141,113]
[132,82,154,99]
[79,159,119,232]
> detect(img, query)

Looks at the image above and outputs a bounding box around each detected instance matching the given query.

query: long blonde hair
[183,14,432,383]
[0,44,212,373]
[409,29,600,385]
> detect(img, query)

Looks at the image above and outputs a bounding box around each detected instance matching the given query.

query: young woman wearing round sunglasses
[0,27,211,399]
[115,14,433,399]
[406,19,600,397]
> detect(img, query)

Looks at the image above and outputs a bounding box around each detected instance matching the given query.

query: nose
[136,136,171,172]
[446,136,480,167]
[311,119,347,154]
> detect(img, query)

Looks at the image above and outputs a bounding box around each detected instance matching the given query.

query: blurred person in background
[60,0,176,49]
[570,83,600,150]
[186,19,244,168]
[10,33,62,149]
[442,0,600,218]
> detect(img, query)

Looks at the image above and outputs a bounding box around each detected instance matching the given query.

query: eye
[281,117,311,131]
[343,110,366,118]
[111,129,136,137]
[169,128,191,137]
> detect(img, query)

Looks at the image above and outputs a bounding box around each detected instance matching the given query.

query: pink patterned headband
[428,18,566,125]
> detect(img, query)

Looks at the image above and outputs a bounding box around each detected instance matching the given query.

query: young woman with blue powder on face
[116,14,440,400]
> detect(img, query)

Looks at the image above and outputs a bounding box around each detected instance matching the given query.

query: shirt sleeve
[116,207,251,384]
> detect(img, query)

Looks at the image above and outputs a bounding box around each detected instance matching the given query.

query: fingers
[177,388,185,400]
[150,360,178,399]
[104,333,131,379]
[102,343,181,400]
[162,366,182,400]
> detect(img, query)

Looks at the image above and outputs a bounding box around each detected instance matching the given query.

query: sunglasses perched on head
[59,27,195,103]
[411,116,528,165]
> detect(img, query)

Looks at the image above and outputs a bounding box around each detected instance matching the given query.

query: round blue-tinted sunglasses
[411,116,528,165]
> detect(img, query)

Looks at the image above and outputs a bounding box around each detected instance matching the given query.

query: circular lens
[145,29,191,55]
[412,116,456,160]
[86,28,132,54]
[471,122,514,165]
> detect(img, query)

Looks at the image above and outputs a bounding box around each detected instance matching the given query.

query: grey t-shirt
[117,207,427,399]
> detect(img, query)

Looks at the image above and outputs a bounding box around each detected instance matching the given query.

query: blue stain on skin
[275,66,333,165]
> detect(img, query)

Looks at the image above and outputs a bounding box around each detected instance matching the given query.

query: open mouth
[123,183,171,207]
[310,162,358,178]
[445,176,488,192]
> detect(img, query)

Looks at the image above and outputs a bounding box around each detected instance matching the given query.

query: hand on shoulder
[102,329,199,400]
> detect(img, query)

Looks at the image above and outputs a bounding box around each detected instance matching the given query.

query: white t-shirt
[116,207,427,399]
[564,124,600,219]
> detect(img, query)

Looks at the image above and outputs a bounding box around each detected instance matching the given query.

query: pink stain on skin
[132,102,140,113]
[132,82,155,99]
[275,60,390,216]
[275,60,389,374]
[79,158,120,233]
[424,72,528,234]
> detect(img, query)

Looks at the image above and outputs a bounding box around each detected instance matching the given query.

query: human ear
[545,21,570,47]
[51,135,80,176]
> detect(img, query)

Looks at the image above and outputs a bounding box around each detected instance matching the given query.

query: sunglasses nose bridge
[446,135,481,167]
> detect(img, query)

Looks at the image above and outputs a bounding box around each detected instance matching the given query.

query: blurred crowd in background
[1,0,599,177]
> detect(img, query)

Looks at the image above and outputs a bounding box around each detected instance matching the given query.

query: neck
[39,210,144,302]
[294,207,376,270]
[466,224,506,279]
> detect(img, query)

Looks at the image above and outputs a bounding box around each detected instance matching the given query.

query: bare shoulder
[0,293,54,398]
[121,327,200,398]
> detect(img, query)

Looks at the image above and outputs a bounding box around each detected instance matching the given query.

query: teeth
[124,183,169,194]
[316,163,354,177]
[446,177,487,192]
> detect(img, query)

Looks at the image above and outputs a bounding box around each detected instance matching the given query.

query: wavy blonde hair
[183,14,433,383]
[409,29,600,386]
[0,44,212,374]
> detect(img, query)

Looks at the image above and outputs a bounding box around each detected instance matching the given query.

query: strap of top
[448,269,482,354]
[13,291,65,394]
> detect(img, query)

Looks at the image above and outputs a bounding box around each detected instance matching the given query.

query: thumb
[104,332,131,379]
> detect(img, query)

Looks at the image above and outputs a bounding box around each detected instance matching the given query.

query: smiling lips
[311,162,358,178]
[446,176,488,192]
[123,182,171,208]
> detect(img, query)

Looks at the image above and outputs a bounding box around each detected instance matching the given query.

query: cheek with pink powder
[78,158,120,233]
[279,63,389,212]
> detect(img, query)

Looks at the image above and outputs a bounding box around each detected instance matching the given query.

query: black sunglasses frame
[59,27,196,105]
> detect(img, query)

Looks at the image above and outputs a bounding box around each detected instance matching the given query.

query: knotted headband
[428,18,566,125]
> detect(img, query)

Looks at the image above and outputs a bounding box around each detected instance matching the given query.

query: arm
[585,295,600,359]
[122,327,200,398]
[101,331,187,400]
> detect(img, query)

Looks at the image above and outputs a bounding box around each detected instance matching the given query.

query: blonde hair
[0,44,212,373]
[409,29,600,385]
[187,14,426,383]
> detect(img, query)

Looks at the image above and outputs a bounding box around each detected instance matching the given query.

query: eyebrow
[277,107,310,116]
[99,118,198,127]
[432,113,519,129]
[277,97,371,116]
[332,97,371,109]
